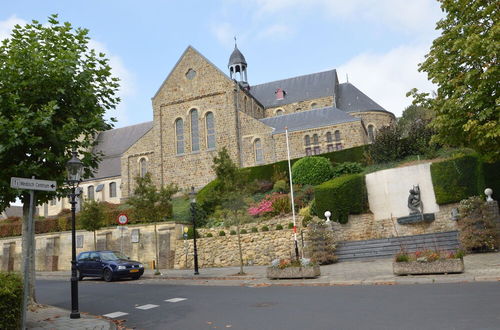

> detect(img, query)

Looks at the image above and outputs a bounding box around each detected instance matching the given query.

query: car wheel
[78,271,84,281]
[103,269,113,282]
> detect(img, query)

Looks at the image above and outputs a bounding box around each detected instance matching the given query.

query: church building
[43,45,395,216]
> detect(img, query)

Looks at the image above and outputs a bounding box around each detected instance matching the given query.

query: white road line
[136,304,159,310]
[103,311,128,318]
[165,298,187,303]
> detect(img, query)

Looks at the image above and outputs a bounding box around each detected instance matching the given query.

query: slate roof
[250,70,338,109]
[259,106,360,135]
[228,45,247,67]
[336,83,388,113]
[85,121,153,181]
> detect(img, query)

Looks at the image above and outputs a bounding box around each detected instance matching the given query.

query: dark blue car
[76,250,144,282]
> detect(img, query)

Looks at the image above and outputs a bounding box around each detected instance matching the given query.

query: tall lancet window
[175,118,184,155]
[190,109,200,152]
[206,112,216,149]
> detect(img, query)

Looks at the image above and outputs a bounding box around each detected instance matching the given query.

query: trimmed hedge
[292,156,333,186]
[242,145,368,182]
[314,174,368,224]
[431,155,482,204]
[482,161,500,200]
[197,179,221,214]
[0,272,23,330]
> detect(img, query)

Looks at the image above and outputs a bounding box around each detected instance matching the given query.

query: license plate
[130,269,139,273]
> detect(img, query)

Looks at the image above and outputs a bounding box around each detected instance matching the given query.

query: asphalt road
[36,279,500,330]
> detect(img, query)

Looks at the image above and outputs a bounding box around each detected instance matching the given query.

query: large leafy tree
[408,0,499,160]
[0,14,120,303]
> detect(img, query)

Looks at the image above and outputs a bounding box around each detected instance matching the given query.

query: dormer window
[275,88,285,100]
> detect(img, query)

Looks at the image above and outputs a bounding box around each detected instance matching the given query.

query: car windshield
[100,251,129,261]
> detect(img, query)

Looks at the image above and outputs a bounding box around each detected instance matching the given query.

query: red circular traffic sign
[117,213,129,225]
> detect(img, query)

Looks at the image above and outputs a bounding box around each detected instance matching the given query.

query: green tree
[127,173,178,272]
[398,105,435,137]
[408,0,499,160]
[78,199,105,249]
[211,147,243,193]
[0,15,119,303]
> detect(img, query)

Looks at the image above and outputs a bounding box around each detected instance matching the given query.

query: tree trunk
[21,193,36,304]
[154,223,160,273]
[93,230,96,250]
[236,221,244,275]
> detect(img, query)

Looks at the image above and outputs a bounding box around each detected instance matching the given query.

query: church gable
[152,46,234,109]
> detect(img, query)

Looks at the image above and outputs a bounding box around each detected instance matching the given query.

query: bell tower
[228,39,248,88]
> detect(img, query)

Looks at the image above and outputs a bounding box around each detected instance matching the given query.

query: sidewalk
[27,304,116,330]
[36,251,500,286]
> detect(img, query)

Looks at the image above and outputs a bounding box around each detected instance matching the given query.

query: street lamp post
[189,186,199,275]
[66,150,84,319]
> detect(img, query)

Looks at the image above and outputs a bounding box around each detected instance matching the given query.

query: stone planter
[393,259,464,275]
[266,265,321,279]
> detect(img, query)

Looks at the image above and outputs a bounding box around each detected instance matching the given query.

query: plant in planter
[393,249,465,275]
[266,258,321,279]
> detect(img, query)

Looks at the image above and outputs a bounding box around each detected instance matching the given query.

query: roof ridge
[252,69,337,88]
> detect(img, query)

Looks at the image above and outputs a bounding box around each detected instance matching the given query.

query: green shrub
[458,196,498,252]
[261,225,269,232]
[230,230,237,235]
[273,180,288,193]
[309,199,318,217]
[431,155,482,204]
[481,160,500,200]
[197,179,222,214]
[302,215,312,227]
[288,222,294,229]
[292,156,333,186]
[186,227,200,239]
[332,162,363,178]
[314,174,368,224]
[218,230,226,236]
[251,227,258,233]
[206,233,213,238]
[240,229,247,234]
[0,272,23,330]
[275,224,283,230]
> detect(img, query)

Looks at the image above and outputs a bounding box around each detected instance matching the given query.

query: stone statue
[408,185,423,215]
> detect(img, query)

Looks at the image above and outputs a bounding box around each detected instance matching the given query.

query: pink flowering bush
[248,193,290,217]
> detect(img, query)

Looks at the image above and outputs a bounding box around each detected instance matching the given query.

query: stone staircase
[335,231,460,261]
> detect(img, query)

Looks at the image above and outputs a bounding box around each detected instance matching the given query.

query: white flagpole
[285,127,300,261]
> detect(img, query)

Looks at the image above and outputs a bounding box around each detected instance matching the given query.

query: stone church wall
[350,111,395,133]
[264,96,334,117]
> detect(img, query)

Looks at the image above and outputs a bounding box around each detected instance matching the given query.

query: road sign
[117,213,129,225]
[10,177,57,191]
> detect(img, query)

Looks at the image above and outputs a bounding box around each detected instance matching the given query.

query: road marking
[165,298,187,303]
[136,304,159,310]
[103,311,128,318]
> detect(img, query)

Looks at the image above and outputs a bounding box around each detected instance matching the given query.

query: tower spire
[228,40,248,88]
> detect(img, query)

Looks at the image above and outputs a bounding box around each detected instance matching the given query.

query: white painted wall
[365,163,440,220]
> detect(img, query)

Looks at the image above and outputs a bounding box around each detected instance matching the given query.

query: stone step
[335,231,460,261]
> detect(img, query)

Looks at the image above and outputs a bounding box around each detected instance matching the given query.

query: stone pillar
[45,237,60,271]
[2,242,16,272]
[96,232,112,250]
[158,228,172,269]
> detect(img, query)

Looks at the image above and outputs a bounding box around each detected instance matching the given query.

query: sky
[1,0,444,128]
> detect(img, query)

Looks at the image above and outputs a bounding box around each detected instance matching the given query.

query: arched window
[334,130,341,141]
[206,112,216,149]
[304,135,311,146]
[313,134,319,145]
[140,158,148,177]
[254,139,263,163]
[326,132,333,142]
[87,186,94,201]
[368,124,375,143]
[109,182,117,198]
[175,118,184,155]
[276,109,284,116]
[190,109,199,152]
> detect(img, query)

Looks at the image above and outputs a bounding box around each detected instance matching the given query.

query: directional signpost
[11,176,57,330]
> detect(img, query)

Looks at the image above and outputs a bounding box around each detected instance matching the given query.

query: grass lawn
[172,196,190,223]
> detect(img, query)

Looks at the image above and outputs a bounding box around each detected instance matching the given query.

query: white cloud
[88,40,136,126]
[211,22,237,48]
[337,44,435,117]
[247,0,441,35]
[0,15,26,41]
[256,24,293,40]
